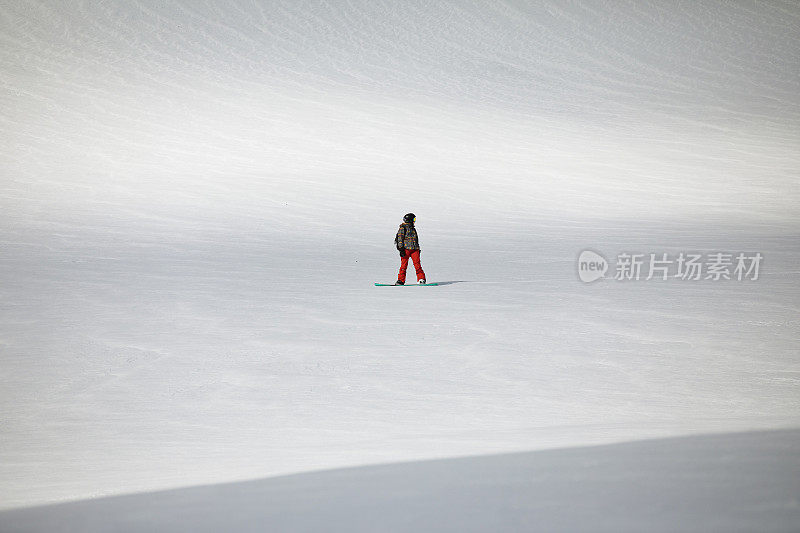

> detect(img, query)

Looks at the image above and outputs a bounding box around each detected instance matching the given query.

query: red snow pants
[398,249,426,283]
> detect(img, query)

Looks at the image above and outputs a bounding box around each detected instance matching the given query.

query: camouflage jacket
[395,222,420,250]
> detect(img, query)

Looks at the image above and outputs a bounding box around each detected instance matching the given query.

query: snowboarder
[395,213,426,285]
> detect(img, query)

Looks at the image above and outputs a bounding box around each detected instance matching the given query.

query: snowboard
[375,282,440,286]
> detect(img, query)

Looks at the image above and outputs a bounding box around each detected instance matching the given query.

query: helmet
[403,213,416,224]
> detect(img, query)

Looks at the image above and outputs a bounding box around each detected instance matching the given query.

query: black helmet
[403,213,416,224]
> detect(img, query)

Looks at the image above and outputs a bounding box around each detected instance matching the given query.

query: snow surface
[1,0,799,529]
[2,430,799,532]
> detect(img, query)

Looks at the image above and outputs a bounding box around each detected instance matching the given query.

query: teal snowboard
[375,282,440,286]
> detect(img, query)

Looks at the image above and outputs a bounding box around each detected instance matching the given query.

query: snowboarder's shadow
[434,281,469,286]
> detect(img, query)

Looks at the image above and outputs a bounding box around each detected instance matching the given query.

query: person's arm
[395,225,406,256]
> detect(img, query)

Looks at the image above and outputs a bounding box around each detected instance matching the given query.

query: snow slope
[1,0,799,528]
[3,429,799,532]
